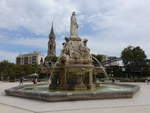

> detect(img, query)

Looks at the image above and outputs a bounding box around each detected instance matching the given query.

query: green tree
[0,60,40,80]
[121,46,147,78]
[106,66,123,78]
[51,56,58,63]
[0,61,14,76]
[143,68,150,77]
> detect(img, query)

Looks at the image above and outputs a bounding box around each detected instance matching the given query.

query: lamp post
[122,67,126,78]
[111,70,113,78]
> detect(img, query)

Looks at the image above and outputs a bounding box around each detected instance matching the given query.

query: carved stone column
[88,71,95,89]
[63,69,68,89]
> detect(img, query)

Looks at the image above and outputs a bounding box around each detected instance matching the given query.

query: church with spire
[44,23,56,66]
[48,23,56,57]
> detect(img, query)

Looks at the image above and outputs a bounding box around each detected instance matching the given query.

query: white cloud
[80,0,150,58]
[0,50,18,62]
[0,0,78,34]
[0,0,150,62]
[0,36,47,48]
[0,36,64,57]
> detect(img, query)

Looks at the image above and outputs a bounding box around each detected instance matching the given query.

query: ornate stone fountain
[45,12,104,90]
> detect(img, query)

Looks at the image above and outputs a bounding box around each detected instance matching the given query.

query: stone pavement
[0,81,150,113]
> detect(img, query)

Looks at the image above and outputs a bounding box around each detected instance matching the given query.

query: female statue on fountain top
[70,12,78,37]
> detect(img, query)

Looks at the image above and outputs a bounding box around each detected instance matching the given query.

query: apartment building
[16,51,44,65]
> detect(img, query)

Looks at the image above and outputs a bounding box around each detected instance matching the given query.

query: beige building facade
[16,51,44,65]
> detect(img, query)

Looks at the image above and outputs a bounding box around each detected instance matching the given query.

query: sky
[0,0,150,62]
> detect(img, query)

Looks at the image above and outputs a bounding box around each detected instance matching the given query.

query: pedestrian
[32,77,38,84]
[19,77,23,86]
[32,78,35,84]
[35,77,38,84]
[112,79,115,83]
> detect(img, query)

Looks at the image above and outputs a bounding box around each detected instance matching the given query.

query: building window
[32,56,37,64]
[16,57,21,64]
[24,57,28,64]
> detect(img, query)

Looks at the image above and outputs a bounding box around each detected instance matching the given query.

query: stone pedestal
[60,65,94,90]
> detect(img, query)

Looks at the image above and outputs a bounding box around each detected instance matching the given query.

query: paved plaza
[0,81,150,113]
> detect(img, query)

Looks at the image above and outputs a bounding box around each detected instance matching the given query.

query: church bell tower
[44,23,56,66]
[48,23,56,57]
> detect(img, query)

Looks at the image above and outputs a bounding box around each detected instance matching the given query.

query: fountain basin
[5,83,140,102]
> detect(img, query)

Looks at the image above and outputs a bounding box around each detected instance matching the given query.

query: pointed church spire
[47,22,56,57]
[49,22,55,37]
